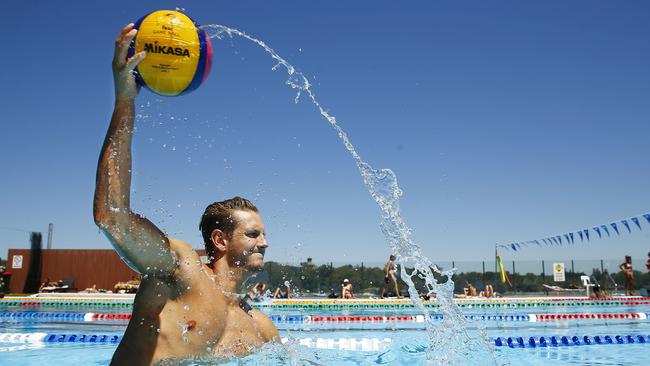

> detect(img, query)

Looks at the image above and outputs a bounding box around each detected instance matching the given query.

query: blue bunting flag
[601,225,610,237]
[594,227,602,238]
[498,212,649,251]
[621,220,631,233]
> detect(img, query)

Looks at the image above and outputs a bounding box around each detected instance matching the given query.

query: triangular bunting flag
[500,212,648,252]
[601,225,610,237]
[594,227,601,238]
[621,220,631,233]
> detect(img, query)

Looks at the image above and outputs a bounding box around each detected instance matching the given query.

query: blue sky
[1,1,649,268]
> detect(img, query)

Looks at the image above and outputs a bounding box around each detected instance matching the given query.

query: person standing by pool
[341,279,355,299]
[94,24,279,366]
[380,254,401,298]
[619,255,634,296]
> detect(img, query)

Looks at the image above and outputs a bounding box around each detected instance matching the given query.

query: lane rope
[494,334,650,348]
[0,332,390,352]
[1,312,648,324]
[2,332,649,351]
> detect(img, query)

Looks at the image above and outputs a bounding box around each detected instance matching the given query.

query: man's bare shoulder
[166,238,210,276]
[251,310,281,342]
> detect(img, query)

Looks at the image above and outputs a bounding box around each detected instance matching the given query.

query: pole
[542,260,547,296]
[360,262,364,290]
[47,223,53,250]
[482,261,485,276]
[571,260,574,273]
[494,245,498,273]
[600,259,604,273]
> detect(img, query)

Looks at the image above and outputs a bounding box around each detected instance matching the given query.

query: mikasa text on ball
[128,10,213,96]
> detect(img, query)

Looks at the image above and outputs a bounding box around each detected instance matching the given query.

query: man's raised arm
[93,24,177,277]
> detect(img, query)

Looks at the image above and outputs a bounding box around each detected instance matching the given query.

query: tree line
[259,261,650,296]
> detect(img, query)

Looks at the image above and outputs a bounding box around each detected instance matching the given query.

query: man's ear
[210,229,228,254]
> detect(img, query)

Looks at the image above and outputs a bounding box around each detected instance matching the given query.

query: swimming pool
[1,296,649,365]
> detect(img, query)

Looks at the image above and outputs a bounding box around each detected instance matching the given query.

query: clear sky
[1,1,649,268]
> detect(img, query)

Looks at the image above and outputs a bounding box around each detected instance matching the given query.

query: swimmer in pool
[93,24,280,366]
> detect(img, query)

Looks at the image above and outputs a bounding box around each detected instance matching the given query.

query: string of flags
[497,212,650,252]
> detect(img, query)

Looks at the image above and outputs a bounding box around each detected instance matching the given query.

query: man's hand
[113,23,146,101]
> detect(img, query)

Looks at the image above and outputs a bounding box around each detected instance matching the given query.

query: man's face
[226,210,268,271]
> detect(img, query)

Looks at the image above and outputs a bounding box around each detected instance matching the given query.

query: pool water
[1,298,650,365]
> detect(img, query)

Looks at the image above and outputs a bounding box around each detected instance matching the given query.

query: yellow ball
[129,10,213,96]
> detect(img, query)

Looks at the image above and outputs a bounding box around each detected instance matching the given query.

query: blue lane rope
[43,334,122,343]
[0,333,122,343]
[1,332,649,350]
[494,334,649,348]
[0,312,86,319]
[269,314,531,323]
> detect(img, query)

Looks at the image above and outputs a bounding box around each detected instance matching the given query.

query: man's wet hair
[199,196,259,260]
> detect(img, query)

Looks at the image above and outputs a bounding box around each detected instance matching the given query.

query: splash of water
[201,24,496,365]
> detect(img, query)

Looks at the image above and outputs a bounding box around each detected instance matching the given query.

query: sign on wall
[553,262,565,282]
[12,255,23,269]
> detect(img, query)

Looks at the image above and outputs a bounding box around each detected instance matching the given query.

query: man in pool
[93,24,280,365]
